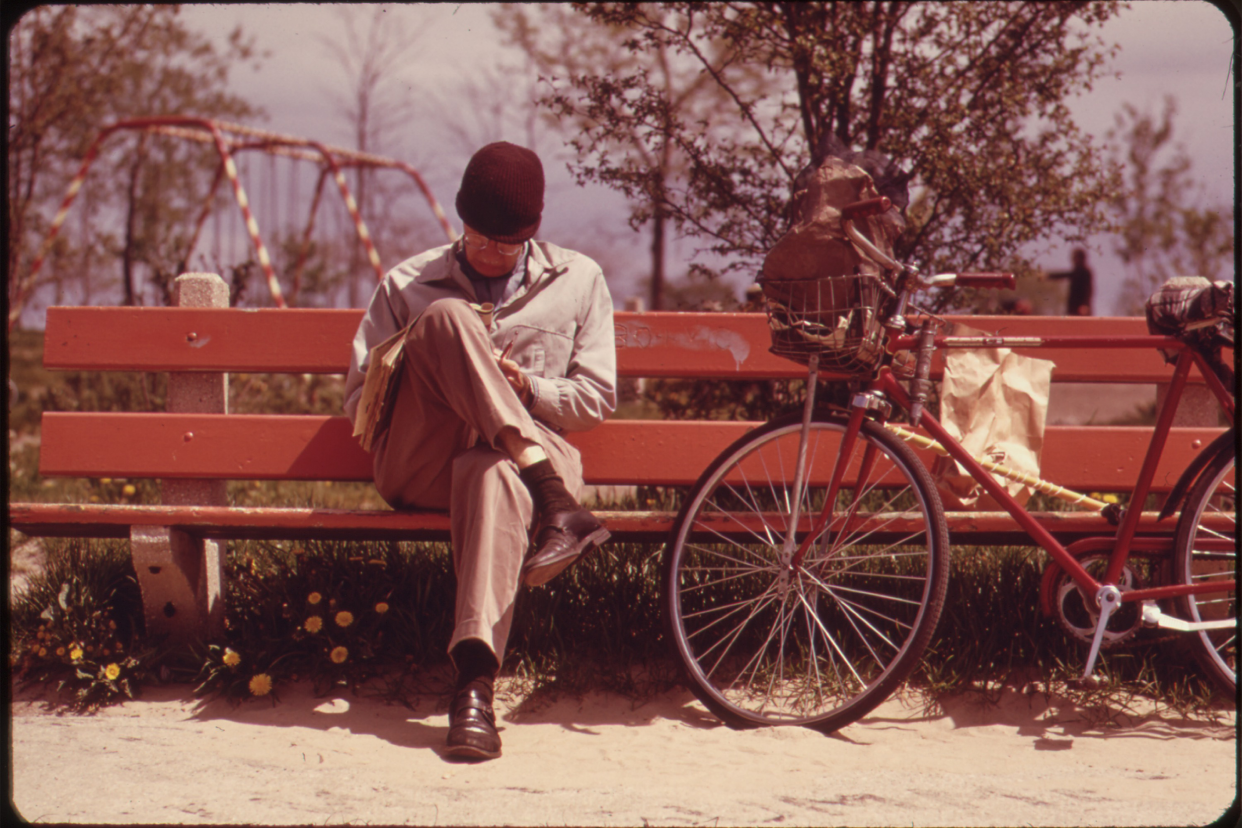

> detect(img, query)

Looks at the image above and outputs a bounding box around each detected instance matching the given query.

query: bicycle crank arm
[1079,585,1122,682]
[1141,602,1236,632]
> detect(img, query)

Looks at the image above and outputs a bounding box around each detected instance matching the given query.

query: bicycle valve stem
[908,320,935,424]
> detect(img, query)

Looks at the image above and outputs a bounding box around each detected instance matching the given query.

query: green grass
[10,534,1229,717]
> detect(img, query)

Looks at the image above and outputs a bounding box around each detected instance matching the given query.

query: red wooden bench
[10,283,1229,639]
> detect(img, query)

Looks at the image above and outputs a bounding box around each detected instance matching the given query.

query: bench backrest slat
[42,307,1201,383]
[38,412,1221,492]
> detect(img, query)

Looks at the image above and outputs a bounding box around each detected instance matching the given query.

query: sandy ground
[8,675,1237,827]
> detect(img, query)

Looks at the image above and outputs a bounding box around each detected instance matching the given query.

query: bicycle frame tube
[1102,351,1194,585]
[871,369,1102,594]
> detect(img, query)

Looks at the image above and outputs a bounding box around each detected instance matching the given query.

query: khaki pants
[372,298,584,661]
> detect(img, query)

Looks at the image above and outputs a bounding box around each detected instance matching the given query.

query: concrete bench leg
[131,526,225,642]
[131,272,230,642]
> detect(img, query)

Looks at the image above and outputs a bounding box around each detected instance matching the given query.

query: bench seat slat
[42,307,1201,383]
[38,412,1224,492]
[7,502,1194,546]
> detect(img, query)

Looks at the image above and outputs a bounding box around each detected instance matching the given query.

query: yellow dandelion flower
[335,611,354,628]
[122,484,136,496]
[330,646,349,664]
[374,602,389,614]
[304,616,323,634]
[70,647,84,661]
[38,647,47,657]
[223,648,242,667]
[249,673,273,696]
[1102,493,1120,504]
[56,647,66,657]
[307,592,323,605]
[104,663,121,681]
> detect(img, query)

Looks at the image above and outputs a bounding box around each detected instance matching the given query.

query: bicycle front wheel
[663,411,949,732]
[1173,446,1236,694]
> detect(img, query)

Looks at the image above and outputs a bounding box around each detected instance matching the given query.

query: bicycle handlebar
[950,272,1016,290]
[841,197,892,221]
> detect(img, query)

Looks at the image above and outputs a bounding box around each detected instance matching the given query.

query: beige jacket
[344,240,617,434]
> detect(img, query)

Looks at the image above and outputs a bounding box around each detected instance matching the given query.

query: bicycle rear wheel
[1173,446,1236,694]
[663,411,949,732]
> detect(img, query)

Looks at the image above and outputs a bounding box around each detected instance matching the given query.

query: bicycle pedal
[1141,602,1234,633]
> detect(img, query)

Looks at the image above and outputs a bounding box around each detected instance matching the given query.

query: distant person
[1045,248,1094,316]
[344,142,616,761]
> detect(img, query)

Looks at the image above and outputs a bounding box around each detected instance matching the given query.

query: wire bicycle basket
[760,273,892,373]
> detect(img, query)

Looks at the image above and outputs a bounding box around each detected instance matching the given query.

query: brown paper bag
[932,323,1055,510]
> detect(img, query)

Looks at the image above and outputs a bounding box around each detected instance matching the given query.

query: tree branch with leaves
[503,1,1125,306]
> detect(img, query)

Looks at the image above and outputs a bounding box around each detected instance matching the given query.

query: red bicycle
[663,198,1236,731]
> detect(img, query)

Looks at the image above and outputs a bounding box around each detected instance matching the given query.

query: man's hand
[495,347,533,407]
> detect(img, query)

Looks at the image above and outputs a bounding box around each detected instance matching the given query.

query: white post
[131,273,229,642]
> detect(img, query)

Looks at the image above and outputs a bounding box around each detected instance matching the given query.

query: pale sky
[179,1,1237,313]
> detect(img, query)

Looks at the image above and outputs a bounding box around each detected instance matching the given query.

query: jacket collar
[415,240,567,297]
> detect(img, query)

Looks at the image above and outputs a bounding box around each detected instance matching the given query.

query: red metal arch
[13,115,457,329]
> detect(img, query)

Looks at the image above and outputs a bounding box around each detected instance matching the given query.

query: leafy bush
[10,539,162,712]
[194,539,456,703]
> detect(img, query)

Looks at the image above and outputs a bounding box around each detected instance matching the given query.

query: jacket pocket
[508,324,573,378]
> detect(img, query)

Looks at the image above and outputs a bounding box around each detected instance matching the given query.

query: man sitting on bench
[344,142,617,761]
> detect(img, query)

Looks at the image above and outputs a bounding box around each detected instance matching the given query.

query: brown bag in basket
[759,158,904,370]
[762,157,901,284]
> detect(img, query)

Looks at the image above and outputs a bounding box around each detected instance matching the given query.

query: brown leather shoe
[523,508,610,587]
[445,686,501,760]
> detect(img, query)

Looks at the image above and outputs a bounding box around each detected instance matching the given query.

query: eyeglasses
[462,232,525,257]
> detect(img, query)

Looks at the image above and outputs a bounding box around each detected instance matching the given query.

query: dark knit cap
[455,142,545,243]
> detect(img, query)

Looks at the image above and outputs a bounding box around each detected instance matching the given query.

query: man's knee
[413,297,484,336]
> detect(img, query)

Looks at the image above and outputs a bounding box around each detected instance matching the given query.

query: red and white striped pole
[206,122,285,308]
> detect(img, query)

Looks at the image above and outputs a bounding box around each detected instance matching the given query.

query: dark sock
[519,459,579,516]
[451,639,498,695]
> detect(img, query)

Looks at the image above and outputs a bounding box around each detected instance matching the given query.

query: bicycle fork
[785,366,879,573]
[782,354,821,572]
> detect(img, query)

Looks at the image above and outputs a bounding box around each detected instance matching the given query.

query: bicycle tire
[663,411,950,732]
[1173,445,1237,694]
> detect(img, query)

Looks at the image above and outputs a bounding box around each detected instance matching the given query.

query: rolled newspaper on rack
[883,423,1109,511]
